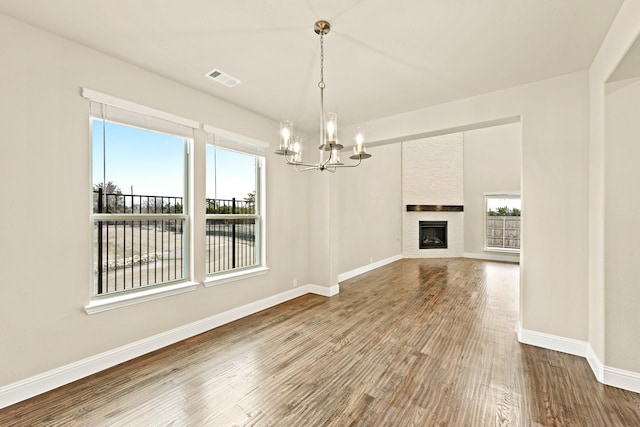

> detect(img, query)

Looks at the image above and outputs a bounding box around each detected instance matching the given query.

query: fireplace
[419,221,448,249]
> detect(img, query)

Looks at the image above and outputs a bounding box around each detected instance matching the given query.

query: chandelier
[274,20,372,172]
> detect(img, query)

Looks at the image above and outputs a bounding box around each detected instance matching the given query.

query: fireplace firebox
[419,221,448,249]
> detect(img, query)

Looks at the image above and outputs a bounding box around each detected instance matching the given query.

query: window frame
[83,89,199,313]
[484,192,521,254]
[90,127,191,297]
[203,126,268,286]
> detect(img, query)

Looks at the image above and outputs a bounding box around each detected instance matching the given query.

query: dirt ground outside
[93,221,256,295]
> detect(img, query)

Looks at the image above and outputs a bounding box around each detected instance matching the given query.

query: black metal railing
[205,198,257,274]
[93,189,185,296]
[93,191,257,295]
[93,189,183,214]
[206,197,255,214]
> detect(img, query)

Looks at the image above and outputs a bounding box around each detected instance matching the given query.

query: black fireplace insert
[419,221,448,249]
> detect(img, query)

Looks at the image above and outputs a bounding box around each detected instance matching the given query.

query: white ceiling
[0,0,624,133]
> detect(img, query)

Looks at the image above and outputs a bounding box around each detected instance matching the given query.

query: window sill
[204,266,269,287]
[484,247,520,254]
[84,281,199,315]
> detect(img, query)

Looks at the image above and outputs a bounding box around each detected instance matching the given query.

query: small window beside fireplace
[419,221,448,249]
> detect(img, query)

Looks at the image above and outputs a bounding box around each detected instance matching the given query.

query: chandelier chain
[319,32,326,156]
[319,33,325,89]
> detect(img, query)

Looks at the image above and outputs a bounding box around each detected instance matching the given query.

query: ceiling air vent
[206,69,240,87]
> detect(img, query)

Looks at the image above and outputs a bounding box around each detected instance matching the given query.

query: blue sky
[92,120,256,201]
[206,146,256,201]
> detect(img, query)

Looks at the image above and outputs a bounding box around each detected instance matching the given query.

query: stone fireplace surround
[403,207,464,258]
[402,133,464,258]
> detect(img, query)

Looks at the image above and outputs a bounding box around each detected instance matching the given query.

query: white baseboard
[518,327,640,394]
[464,252,520,263]
[603,364,640,394]
[586,345,640,393]
[586,344,605,383]
[517,327,587,357]
[307,283,340,297]
[0,284,335,409]
[338,254,402,282]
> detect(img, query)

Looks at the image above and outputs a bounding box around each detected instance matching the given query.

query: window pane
[92,118,187,296]
[486,197,521,215]
[486,195,521,251]
[206,146,256,201]
[206,145,259,274]
[93,219,185,295]
[92,119,185,202]
[205,217,257,273]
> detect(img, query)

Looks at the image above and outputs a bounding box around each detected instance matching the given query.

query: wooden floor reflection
[2,258,639,426]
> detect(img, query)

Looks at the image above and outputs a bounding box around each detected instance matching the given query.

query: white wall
[0,14,309,387]
[402,133,464,257]
[463,123,521,261]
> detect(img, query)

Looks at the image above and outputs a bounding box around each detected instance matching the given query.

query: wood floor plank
[2,258,640,426]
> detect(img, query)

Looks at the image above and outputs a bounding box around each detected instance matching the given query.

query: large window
[88,92,195,298]
[485,193,521,252]
[205,128,266,277]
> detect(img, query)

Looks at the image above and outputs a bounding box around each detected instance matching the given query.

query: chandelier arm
[320,154,334,168]
[330,157,363,168]
[320,148,363,168]
[283,152,322,169]
[347,158,363,167]
[294,164,320,172]
[283,155,318,168]
[332,162,362,168]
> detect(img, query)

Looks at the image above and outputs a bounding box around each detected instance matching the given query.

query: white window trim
[82,88,199,129]
[84,281,199,314]
[484,192,521,253]
[204,266,270,287]
[204,129,267,278]
[86,90,196,308]
[484,247,520,254]
[203,124,269,154]
[83,90,272,311]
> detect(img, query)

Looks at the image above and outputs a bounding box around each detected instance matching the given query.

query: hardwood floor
[2,258,639,426]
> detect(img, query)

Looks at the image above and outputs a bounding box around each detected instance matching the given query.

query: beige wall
[589,0,640,373]
[463,123,521,260]
[306,172,333,286]
[0,14,309,386]
[351,70,590,342]
[337,144,402,275]
[605,78,640,372]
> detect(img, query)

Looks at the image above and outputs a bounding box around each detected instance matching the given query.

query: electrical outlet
[293,279,298,287]
[370,257,374,264]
